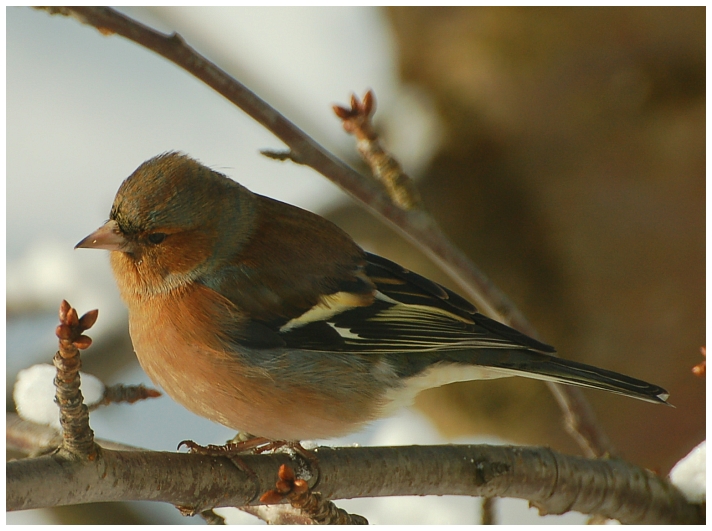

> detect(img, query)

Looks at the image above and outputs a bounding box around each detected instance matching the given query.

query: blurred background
[7,6,705,524]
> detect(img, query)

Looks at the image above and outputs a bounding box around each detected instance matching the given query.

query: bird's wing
[212,195,553,354]
[276,253,556,354]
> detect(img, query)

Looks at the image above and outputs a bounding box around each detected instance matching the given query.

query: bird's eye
[147,232,167,244]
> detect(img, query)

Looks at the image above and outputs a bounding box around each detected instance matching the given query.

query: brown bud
[59,300,71,322]
[56,324,73,340]
[692,364,705,377]
[333,105,351,119]
[293,479,309,495]
[363,90,375,115]
[73,335,93,349]
[276,479,292,493]
[260,490,285,505]
[79,309,99,330]
[278,463,296,482]
[67,307,79,327]
[145,388,162,398]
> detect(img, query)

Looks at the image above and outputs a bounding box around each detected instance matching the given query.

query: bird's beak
[75,220,127,251]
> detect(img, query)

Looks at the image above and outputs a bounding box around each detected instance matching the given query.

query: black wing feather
[364,253,478,317]
[279,253,555,354]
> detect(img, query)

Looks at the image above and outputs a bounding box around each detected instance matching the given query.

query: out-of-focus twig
[692,347,705,377]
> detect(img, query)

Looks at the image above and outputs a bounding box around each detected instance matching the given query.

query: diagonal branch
[35,6,615,458]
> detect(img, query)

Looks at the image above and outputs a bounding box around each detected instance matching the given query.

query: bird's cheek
[110,233,217,299]
[152,233,215,277]
[110,251,151,301]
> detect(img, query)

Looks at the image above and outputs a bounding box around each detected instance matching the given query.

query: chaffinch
[76,152,669,441]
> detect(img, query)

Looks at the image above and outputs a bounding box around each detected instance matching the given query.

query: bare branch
[6,415,701,523]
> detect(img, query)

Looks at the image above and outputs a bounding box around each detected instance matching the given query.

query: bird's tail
[462,349,671,405]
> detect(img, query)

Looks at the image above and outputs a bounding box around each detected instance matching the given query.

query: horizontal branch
[6,415,701,524]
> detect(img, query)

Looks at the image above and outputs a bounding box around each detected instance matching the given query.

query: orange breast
[124,283,381,440]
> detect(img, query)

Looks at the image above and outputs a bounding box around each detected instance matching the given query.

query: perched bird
[76,152,669,441]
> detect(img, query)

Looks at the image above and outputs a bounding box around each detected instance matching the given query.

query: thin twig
[333,91,423,210]
[261,464,368,524]
[100,384,162,406]
[53,300,99,459]
[481,496,496,525]
[38,6,611,457]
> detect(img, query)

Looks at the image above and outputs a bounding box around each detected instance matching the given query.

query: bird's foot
[179,436,319,478]
[178,435,276,457]
[179,435,317,461]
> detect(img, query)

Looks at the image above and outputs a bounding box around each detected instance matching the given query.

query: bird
[76,152,669,442]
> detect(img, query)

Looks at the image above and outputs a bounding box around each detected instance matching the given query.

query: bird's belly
[381,363,511,417]
[127,307,380,441]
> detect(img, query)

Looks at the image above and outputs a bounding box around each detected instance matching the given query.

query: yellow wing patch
[279,290,375,332]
